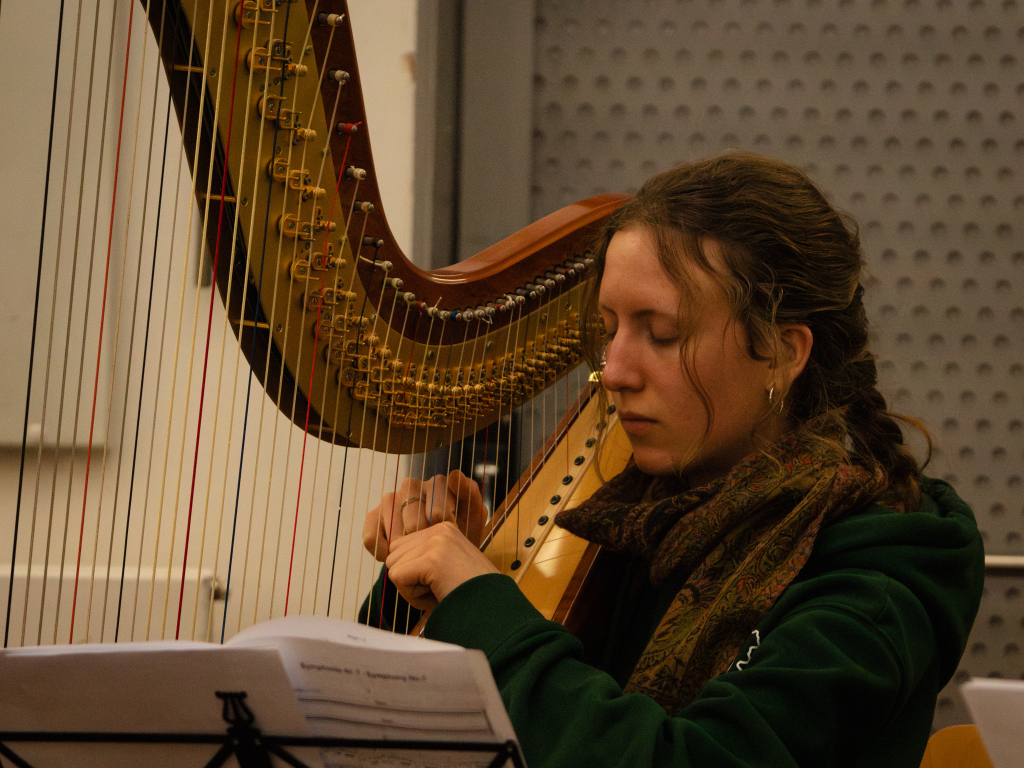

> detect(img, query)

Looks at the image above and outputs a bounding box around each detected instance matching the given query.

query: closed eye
[650,331,679,347]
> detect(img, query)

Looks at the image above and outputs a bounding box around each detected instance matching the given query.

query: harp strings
[117,0,175,644]
[260,0,316,613]
[188,1,268,643]
[146,0,216,641]
[379,305,425,633]
[453,315,487,542]
[227,6,296,637]
[282,2,358,619]
[125,5,190,644]
[217,0,302,625]
[118,0,199,641]
[175,0,249,640]
[202,0,265,633]
[7,1,597,648]
[240,0,309,628]
[295,83,363,620]
[17,0,164,646]
[318,133,381,623]
[159,0,238,641]
[217,1,289,642]
[86,0,158,645]
[15,0,72,648]
[372,300,440,631]
[195,2,565,635]
[7,0,72,650]
[70,0,141,644]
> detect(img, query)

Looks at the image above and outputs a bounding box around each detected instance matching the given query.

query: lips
[617,411,657,435]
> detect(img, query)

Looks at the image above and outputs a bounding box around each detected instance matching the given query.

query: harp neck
[146,0,628,454]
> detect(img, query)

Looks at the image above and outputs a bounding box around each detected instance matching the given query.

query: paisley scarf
[556,417,892,715]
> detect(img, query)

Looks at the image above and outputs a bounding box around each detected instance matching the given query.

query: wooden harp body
[1,0,631,649]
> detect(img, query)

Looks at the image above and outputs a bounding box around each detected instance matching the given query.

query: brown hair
[582,151,929,510]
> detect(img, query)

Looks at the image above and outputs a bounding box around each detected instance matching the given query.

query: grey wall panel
[531,0,1023,730]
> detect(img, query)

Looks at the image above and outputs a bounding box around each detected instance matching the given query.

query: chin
[631,451,679,478]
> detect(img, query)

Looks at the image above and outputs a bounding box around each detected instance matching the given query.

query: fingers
[362,473,483,560]
[362,494,393,561]
[362,480,423,561]
[385,521,499,609]
[444,470,487,547]
[413,475,459,531]
[390,581,438,613]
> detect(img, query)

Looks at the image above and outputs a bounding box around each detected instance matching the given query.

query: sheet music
[230,617,522,768]
[227,614,461,653]
[0,618,522,768]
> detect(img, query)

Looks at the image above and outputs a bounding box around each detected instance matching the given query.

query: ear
[773,324,813,388]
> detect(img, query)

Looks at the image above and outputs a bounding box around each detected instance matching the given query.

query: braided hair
[583,151,928,510]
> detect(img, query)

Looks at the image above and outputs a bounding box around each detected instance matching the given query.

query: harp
[1,0,631,649]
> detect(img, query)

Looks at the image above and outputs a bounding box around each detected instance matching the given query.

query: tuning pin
[318,13,346,27]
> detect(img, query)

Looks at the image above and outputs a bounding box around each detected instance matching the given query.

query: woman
[361,152,984,767]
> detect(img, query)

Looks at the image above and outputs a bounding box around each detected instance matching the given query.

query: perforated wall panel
[947,571,1024,720]
[532,0,1023,730]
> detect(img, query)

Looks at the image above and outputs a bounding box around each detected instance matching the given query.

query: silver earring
[768,386,775,407]
[768,386,784,414]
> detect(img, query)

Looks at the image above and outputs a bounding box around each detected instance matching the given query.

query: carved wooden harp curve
[148,0,628,455]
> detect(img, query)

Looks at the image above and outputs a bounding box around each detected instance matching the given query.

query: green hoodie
[414,478,984,768]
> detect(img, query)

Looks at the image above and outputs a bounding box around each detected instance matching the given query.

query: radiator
[1,565,219,646]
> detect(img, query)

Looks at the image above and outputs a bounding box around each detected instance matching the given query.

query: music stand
[0,691,526,768]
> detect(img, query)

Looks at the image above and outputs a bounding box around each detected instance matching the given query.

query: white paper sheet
[0,643,313,768]
[230,617,522,768]
[961,678,1024,768]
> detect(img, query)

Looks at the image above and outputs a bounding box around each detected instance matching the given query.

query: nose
[600,333,643,393]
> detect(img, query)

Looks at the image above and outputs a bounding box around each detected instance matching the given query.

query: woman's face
[598,227,783,484]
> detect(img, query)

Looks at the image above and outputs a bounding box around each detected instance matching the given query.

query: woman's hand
[384,521,499,611]
[362,470,486,561]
